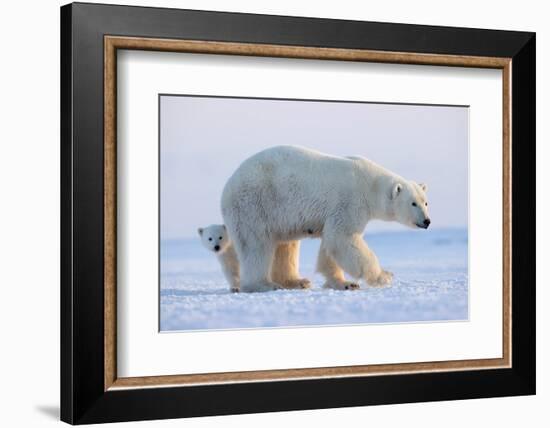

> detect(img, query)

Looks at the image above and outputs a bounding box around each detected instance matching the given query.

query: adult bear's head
[390,181,431,229]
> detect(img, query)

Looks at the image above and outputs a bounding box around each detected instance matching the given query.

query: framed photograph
[60,2,535,424]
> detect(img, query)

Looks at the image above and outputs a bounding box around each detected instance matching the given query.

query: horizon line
[161,225,468,243]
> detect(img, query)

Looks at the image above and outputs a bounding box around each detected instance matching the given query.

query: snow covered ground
[160,228,468,331]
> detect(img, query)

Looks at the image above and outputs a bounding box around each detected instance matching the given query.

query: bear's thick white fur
[221,145,430,292]
[198,224,240,292]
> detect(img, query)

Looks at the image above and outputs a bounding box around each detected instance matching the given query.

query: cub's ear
[222,224,226,230]
[391,183,402,199]
[197,227,203,236]
[418,183,428,192]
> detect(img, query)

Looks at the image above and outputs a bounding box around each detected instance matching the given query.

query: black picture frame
[61,2,535,424]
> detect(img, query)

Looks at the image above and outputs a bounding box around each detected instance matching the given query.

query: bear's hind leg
[271,241,311,289]
[234,237,280,292]
[317,243,360,290]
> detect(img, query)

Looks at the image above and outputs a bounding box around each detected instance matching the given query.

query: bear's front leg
[316,245,360,290]
[218,245,241,293]
[323,232,393,287]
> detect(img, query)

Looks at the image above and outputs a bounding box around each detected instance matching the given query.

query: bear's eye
[219,236,223,240]
[412,202,417,207]
[208,238,212,241]
[425,202,428,206]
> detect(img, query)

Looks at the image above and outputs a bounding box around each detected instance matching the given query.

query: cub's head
[198,224,231,253]
[390,181,431,229]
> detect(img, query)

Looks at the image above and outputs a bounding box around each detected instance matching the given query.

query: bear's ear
[197,227,203,236]
[222,224,226,230]
[418,182,428,192]
[391,183,402,199]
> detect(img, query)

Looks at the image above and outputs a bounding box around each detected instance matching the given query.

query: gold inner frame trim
[104,35,512,391]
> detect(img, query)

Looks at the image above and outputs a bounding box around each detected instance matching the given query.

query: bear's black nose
[423,218,431,228]
[214,245,220,251]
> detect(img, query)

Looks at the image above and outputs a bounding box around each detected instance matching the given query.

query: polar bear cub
[198,224,240,293]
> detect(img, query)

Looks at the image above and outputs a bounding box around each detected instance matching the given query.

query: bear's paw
[370,270,393,287]
[323,280,360,291]
[281,278,312,290]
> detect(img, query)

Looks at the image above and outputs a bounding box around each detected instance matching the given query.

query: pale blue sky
[160,95,468,240]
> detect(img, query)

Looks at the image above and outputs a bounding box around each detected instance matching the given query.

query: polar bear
[221,145,431,293]
[198,224,240,292]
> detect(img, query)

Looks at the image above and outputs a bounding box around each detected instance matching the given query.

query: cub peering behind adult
[198,224,240,293]
[221,145,431,293]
